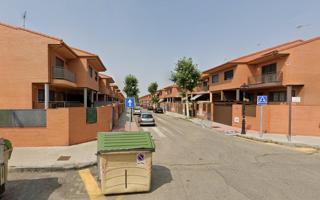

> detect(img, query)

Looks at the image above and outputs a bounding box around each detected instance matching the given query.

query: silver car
[138,113,155,126]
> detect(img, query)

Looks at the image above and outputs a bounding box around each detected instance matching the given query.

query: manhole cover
[57,155,71,161]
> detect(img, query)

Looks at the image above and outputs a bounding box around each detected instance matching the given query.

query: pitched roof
[0,22,62,42]
[71,47,97,57]
[0,21,106,71]
[203,39,305,74]
[99,73,115,83]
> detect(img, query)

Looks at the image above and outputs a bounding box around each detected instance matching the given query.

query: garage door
[214,104,232,126]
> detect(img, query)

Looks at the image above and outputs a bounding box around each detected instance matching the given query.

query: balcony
[202,85,209,91]
[248,72,283,85]
[53,66,76,83]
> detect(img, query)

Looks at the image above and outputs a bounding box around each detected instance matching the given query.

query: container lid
[97,132,155,153]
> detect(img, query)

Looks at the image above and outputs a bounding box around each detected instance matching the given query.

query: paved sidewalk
[112,109,139,131]
[165,111,320,149]
[9,141,97,171]
[9,110,139,171]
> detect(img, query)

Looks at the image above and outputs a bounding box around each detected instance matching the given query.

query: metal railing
[53,66,76,83]
[94,101,113,107]
[34,101,83,108]
[48,101,82,108]
[0,109,46,127]
[248,72,282,85]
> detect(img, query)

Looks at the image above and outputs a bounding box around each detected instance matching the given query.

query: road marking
[264,142,318,154]
[159,126,174,136]
[78,169,106,200]
[240,137,319,154]
[151,127,166,138]
[155,116,167,124]
[154,116,185,135]
[116,196,124,200]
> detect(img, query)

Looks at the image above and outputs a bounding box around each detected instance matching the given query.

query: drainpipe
[44,83,49,109]
[84,88,87,108]
[91,90,94,107]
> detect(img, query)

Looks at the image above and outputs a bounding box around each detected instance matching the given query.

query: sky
[1,0,320,96]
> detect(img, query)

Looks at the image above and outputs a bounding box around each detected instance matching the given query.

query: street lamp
[240,83,249,135]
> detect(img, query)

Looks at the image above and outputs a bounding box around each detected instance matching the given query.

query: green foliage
[4,139,13,159]
[151,95,159,104]
[148,82,158,95]
[123,74,140,98]
[170,57,201,92]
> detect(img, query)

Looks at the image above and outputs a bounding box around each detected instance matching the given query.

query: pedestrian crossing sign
[257,95,268,106]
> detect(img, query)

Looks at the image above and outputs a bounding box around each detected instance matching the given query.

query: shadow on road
[151,165,172,192]
[2,178,61,200]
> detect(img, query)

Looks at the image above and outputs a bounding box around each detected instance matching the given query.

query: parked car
[138,113,156,126]
[147,106,154,110]
[154,107,164,114]
[133,107,142,115]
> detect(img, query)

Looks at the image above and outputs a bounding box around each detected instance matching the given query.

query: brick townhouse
[151,37,320,136]
[0,22,124,146]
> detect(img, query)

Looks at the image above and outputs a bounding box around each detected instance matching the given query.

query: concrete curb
[166,112,320,150]
[9,161,97,172]
[236,134,320,150]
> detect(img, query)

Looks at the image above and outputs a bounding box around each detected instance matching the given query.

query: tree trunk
[186,94,190,118]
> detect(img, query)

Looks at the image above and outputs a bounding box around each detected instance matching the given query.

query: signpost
[125,97,136,130]
[257,95,268,137]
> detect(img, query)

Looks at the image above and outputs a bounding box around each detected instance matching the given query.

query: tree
[123,74,140,99]
[148,82,158,96]
[170,57,201,118]
[151,95,159,105]
[148,82,159,107]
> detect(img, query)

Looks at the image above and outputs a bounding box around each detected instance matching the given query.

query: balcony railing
[53,66,76,83]
[33,101,83,108]
[248,72,283,85]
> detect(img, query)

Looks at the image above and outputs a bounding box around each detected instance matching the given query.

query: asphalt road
[4,112,320,200]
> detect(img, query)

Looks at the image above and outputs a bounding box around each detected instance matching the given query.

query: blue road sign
[125,97,135,108]
[257,95,268,106]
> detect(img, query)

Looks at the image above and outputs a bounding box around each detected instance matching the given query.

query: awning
[191,94,204,101]
[159,99,164,103]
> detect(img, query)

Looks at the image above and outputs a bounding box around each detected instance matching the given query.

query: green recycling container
[97,132,155,195]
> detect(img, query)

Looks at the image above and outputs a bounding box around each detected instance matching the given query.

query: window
[55,57,64,67]
[224,70,233,80]
[38,89,55,102]
[203,81,208,87]
[212,74,219,83]
[262,63,277,75]
[95,72,98,81]
[38,89,44,102]
[88,65,93,77]
[269,91,286,102]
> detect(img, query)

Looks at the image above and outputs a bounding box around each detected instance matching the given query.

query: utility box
[97,132,155,195]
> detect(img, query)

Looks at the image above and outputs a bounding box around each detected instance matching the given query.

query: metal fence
[94,101,113,107]
[49,101,82,108]
[0,109,46,127]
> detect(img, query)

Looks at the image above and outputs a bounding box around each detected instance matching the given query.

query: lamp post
[240,83,249,135]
